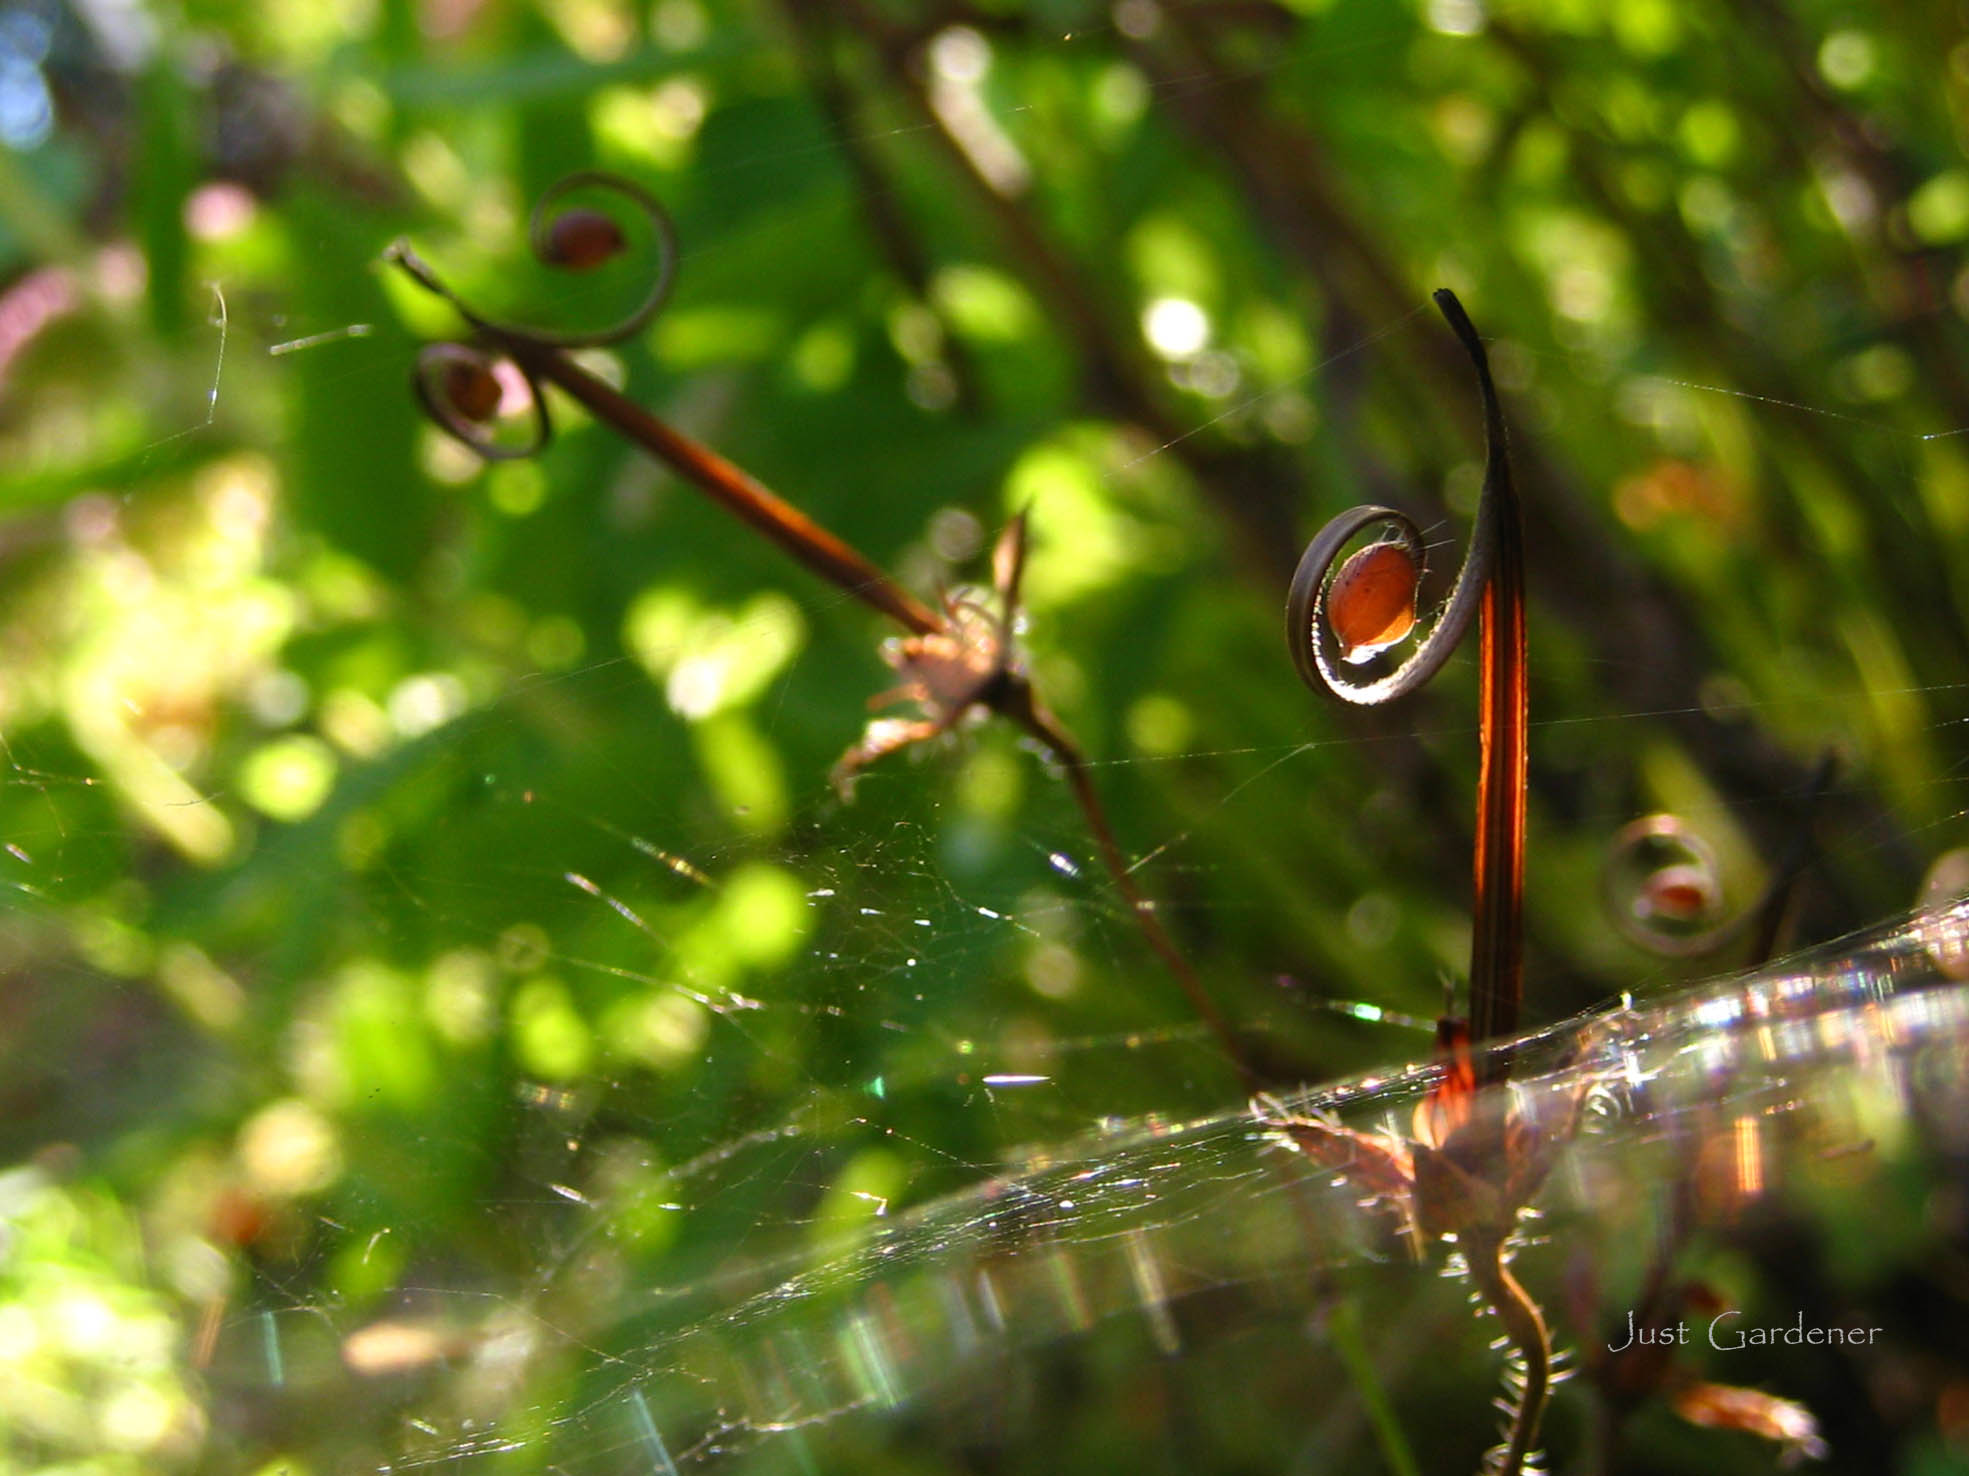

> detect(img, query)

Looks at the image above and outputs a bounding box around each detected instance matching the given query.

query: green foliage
[0,1,1965,1472]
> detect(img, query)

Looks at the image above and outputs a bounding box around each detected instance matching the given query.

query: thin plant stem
[510,342,942,637]
[1018,698,1258,1095]
[1434,291,1528,1062]
[1465,1226,1551,1476]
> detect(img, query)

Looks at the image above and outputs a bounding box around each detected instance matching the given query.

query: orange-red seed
[1639,864,1718,924]
[1328,541,1418,662]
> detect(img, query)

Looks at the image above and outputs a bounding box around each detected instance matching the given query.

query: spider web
[6,451,1966,1476]
[181,877,1969,1476]
[3,11,1969,1476]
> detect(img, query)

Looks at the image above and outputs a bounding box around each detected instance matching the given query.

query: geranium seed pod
[1637,863,1719,924]
[443,359,503,422]
[1327,540,1418,664]
[542,208,626,270]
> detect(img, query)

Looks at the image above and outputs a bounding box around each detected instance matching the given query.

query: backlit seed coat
[1327,541,1419,663]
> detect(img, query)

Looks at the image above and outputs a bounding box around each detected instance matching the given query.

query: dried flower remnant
[1670,1381,1828,1465]
[1266,1018,1591,1476]
[833,513,1029,791]
[1583,1264,1833,1466]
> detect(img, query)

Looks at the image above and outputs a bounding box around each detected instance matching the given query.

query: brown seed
[1638,863,1718,924]
[443,359,503,422]
[542,208,626,270]
[1327,541,1418,663]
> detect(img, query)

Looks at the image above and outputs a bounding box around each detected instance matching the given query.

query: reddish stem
[511,342,942,638]
[1015,696,1258,1096]
[1433,291,1527,1064]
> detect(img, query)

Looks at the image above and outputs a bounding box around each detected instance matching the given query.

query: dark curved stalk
[512,342,942,637]
[1448,292,1528,1057]
[385,176,940,638]
[1286,290,1527,1060]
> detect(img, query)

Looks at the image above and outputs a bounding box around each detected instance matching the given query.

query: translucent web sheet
[178,897,1969,1474]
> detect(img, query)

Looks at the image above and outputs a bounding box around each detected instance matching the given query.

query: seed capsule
[1636,863,1720,925]
[1327,540,1418,664]
[443,358,503,422]
[541,208,627,270]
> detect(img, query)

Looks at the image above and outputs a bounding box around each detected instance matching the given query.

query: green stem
[1328,1295,1423,1476]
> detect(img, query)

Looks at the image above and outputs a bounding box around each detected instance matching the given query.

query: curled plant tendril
[386,172,941,637]
[518,172,679,346]
[1286,291,1512,708]
[389,171,679,354]
[1288,288,1528,1052]
[1601,814,1734,958]
[1601,749,1839,968]
[1289,506,1440,701]
[411,342,550,462]
[389,173,679,464]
